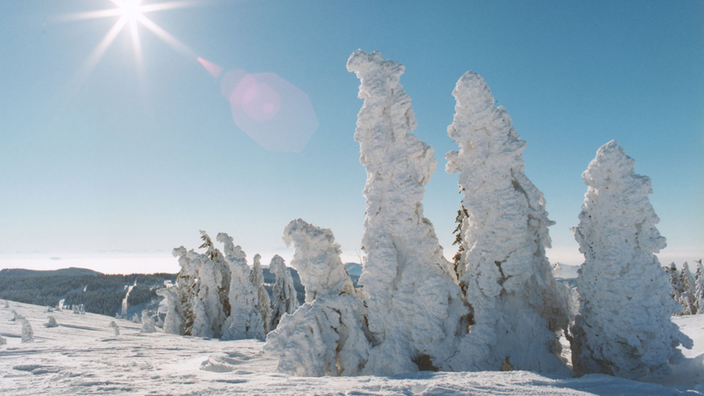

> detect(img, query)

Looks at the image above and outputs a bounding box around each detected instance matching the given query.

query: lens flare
[201,60,318,152]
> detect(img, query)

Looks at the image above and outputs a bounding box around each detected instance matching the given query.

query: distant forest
[0,266,324,317]
[0,268,177,317]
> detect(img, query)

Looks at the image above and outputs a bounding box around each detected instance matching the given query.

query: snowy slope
[1,300,702,395]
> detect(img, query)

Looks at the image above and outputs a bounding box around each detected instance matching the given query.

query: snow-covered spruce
[269,254,299,331]
[173,246,198,335]
[44,316,58,328]
[696,261,704,315]
[678,262,698,315]
[21,318,34,343]
[347,50,467,375]
[140,310,157,334]
[251,254,272,334]
[218,233,265,340]
[265,219,370,376]
[157,285,184,335]
[570,140,693,379]
[200,231,231,328]
[444,71,571,375]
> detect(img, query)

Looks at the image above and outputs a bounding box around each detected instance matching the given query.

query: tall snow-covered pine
[444,71,571,375]
[571,140,692,379]
[347,50,467,374]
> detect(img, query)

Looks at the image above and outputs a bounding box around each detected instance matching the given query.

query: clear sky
[1,0,702,274]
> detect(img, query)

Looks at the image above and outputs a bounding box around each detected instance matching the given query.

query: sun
[59,0,201,97]
[116,0,144,21]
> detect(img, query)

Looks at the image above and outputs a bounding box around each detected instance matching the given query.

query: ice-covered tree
[21,318,34,343]
[200,231,231,323]
[270,254,299,331]
[109,321,120,336]
[173,246,198,335]
[157,285,184,335]
[695,260,704,314]
[265,219,370,376]
[570,140,693,379]
[678,262,697,315]
[444,71,571,375]
[45,316,58,328]
[251,254,272,334]
[140,310,157,334]
[347,50,467,375]
[218,233,265,340]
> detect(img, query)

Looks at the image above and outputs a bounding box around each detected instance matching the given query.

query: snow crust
[445,71,572,375]
[571,140,693,379]
[347,50,467,375]
[265,219,370,376]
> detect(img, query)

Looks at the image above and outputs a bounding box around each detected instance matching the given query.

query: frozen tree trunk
[218,233,265,340]
[265,219,370,376]
[270,255,299,331]
[44,316,58,328]
[444,71,571,375]
[347,50,467,375]
[571,140,693,380]
[21,319,34,343]
[251,254,272,334]
[157,286,184,335]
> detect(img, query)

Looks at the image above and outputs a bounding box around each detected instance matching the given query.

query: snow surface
[1,300,702,395]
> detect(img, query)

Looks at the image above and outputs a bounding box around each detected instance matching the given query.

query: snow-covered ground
[1,300,702,395]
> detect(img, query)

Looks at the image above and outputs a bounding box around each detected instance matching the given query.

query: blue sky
[0,0,702,273]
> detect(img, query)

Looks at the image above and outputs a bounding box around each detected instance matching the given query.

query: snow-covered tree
[3,300,8,309]
[45,316,58,328]
[21,318,34,343]
[347,50,467,375]
[452,207,469,280]
[269,254,299,331]
[200,231,231,324]
[218,233,265,340]
[173,246,198,335]
[157,285,184,335]
[570,140,693,379]
[265,219,370,376]
[695,260,704,315]
[109,321,120,336]
[140,310,157,334]
[251,254,272,334]
[678,262,697,315]
[444,71,571,375]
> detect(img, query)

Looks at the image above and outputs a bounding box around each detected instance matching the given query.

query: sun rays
[60,0,200,98]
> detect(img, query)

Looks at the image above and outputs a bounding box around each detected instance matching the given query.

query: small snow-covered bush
[571,141,693,380]
[21,319,34,343]
[109,321,120,336]
[140,310,157,334]
[45,316,58,328]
